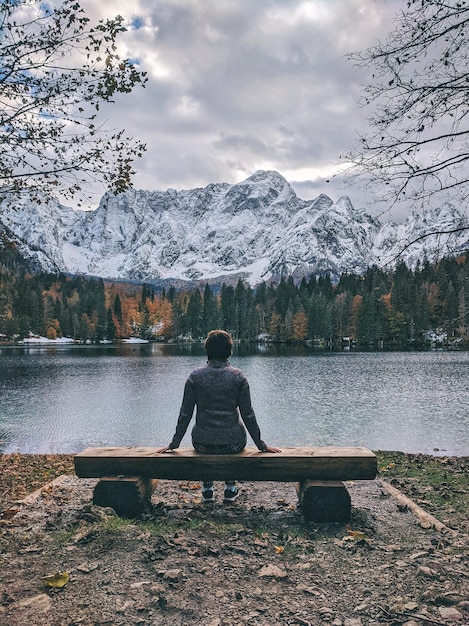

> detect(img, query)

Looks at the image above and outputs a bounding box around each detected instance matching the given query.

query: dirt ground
[0,456,468,626]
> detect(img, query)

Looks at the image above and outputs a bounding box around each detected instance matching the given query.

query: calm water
[0,344,468,455]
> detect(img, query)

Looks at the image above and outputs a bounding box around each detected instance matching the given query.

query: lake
[0,344,468,456]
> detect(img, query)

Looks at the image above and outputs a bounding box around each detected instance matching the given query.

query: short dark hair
[204,329,233,360]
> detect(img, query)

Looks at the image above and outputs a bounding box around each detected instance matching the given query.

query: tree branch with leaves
[0,0,147,203]
[344,0,469,209]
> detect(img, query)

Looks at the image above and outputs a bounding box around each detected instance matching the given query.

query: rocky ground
[0,453,467,626]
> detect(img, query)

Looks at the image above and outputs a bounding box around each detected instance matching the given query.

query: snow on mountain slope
[372,203,469,270]
[1,171,468,284]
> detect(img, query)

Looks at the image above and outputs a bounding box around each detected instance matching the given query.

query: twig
[379,480,458,536]
[382,225,469,268]
[379,606,446,625]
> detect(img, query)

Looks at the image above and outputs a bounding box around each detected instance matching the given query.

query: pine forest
[1,243,469,349]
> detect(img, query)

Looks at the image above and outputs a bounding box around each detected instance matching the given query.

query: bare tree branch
[0,0,147,202]
[344,0,469,209]
[383,225,469,268]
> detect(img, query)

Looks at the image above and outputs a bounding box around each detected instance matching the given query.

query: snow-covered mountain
[1,170,468,285]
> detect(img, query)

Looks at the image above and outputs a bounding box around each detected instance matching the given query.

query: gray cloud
[81,0,410,219]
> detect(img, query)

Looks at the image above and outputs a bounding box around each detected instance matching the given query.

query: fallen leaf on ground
[44,572,69,588]
[346,529,367,541]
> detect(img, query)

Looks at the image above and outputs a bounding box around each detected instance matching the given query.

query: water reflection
[0,344,468,455]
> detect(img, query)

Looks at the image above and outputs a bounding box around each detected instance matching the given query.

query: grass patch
[96,514,244,539]
[375,451,468,525]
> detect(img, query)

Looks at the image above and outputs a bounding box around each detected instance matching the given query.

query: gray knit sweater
[169,359,267,451]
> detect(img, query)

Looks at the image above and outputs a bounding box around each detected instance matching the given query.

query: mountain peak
[1,172,468,285]
[244,169,290,186]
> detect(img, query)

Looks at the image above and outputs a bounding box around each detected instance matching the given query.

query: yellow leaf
[380,463,396,472]
[274,545,285,554]
[346,529,366,541]
[44,572,69,588]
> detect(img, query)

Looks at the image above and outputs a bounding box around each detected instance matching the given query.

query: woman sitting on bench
[157,329,280,502]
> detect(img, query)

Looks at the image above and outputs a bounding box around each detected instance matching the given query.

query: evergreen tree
[167,285,177,304]
[235,280,254,340]
[187,289,203,339]
[220,284,235,333]
[357,287,387,346]
[113,294,123,322]
[202,283,220,334]
[106,308,116,341]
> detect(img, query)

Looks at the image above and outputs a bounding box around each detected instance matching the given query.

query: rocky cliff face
[1,170,468,284]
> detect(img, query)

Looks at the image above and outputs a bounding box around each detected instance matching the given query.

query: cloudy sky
[81,0,405,219]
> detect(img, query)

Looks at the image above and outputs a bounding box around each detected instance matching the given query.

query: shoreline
[2,338,469,350]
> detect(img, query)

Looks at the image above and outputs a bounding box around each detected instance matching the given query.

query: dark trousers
[193,440,245,489]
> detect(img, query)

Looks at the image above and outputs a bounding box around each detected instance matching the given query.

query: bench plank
[74,446,377,482]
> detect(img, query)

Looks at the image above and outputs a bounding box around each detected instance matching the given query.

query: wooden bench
[74,446,377,523]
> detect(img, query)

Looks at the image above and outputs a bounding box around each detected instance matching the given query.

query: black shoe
[223,487,239,502]
[202,488,214,503]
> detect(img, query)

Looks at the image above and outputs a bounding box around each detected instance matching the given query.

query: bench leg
[92,476,157,517]
[296,480,351,523]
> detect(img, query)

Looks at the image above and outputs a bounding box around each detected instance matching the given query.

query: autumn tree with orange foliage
[292,307,308,342]
[2,251,469,347]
